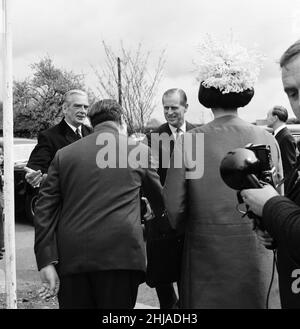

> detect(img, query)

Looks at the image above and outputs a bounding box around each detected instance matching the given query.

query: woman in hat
[163,36,283,308]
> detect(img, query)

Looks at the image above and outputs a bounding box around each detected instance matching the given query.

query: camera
[220,144,277,191]
[220,144,278,244]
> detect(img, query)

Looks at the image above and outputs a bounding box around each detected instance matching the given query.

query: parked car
[0,137,38,223]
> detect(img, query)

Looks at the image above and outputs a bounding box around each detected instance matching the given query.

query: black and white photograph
[0,0,300,317]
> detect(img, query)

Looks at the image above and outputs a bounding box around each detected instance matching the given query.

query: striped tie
[75,127,82,139]
[175,127,182,140]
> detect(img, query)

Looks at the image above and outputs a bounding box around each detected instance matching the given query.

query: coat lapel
[58,118,92,143]
[58,119,79,144]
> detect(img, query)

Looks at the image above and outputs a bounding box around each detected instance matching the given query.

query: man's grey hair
[63,89,88,105]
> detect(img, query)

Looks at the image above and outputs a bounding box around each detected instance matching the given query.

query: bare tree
[93,41,165,134]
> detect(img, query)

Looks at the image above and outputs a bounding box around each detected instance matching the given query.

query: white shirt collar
[168,122,186,139]
[274,124,286,137]
[64,119,82,135]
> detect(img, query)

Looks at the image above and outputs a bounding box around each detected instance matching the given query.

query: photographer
[241,40,300,309]
[241,185,300,265]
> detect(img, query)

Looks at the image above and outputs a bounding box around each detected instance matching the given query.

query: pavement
[135,303,158,309]
[0,221,159,309]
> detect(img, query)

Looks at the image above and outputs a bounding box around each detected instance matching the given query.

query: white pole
[2,0,17,309]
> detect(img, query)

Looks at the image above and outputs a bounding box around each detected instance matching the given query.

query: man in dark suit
[267,105,297,188]
[145,88,195,309]
[25,89,92,187]
[34,99,164,309]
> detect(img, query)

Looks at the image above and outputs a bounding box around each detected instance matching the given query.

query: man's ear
[62,103,67,115]
[185,104,189,113]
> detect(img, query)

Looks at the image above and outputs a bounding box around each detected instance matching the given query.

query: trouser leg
[58,273,95,309]
[90,270,143,309]
[155,283,178,309]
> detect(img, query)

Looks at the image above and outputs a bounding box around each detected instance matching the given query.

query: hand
[255,228,275,249]
[142,197,154,221]
[39,264,60,299]
[24,167,47,188]
[240,185,279,217]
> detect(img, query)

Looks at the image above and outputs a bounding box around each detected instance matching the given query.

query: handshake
[141,197,154,223]
[24,167,48,188]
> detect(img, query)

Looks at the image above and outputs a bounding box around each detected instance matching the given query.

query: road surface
[0,221,159,309]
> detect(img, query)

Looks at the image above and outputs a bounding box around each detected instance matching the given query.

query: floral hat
[194,35,265,108]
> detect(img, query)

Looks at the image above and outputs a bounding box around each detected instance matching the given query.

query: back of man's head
[162,88,188,106]
[88,99,124,127]
[272,105,288,123]
[280,40,300,68]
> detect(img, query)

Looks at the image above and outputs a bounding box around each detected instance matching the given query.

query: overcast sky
[2,0,300,124]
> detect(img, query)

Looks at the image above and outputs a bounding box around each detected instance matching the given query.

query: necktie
[75,127,82,139]
[175,127,182,140]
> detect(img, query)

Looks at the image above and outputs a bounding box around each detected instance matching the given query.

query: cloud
[6,0,299,123]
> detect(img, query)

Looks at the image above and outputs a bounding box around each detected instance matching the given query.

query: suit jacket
[145,121,195,234]
[147,122,195,185]
[275,127,297,181]
[144,121,195,286]
[262,156,300,308]
[27,119,92,173]
[263,195,300,308]
[34,122,164,276]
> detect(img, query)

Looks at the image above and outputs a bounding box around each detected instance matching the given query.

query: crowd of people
[2,38,300,309]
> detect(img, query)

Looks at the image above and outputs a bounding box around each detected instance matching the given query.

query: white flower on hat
[194,35,265,94]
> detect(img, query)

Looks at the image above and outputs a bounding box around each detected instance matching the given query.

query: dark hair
[162,88,187,106]
[280,40,300,68]
[198,83,254,109]
[88,99,124,127]
[272,105,288,122]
